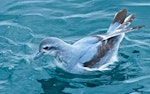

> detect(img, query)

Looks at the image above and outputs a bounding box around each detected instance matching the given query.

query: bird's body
[52,35,124,74]
[34,9,143,74]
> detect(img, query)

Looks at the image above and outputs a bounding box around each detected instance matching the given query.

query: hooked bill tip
[33,52,44,60]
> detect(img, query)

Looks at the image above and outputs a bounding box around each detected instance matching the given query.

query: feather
[107,9,127,32]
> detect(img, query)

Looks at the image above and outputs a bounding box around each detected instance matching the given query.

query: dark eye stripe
[43,47,49,50]
[43,46,57,50]
[49,47,57,50]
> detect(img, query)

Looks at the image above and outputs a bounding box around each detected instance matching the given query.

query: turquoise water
[0,0,150,94]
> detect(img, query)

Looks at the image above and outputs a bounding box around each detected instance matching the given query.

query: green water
[0,0,150,94]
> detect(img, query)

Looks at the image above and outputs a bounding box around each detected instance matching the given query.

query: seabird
[34,9,143,74]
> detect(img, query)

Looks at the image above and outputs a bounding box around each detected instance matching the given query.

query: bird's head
[34,37,62,60]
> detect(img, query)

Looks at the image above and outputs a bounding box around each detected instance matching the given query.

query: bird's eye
[43,46,56,50]
[43,47,49,50]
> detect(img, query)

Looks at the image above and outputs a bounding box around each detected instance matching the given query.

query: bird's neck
[57,40,73,52]
[55,41,77,70]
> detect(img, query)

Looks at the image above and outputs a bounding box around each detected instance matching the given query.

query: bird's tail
[104,9,144,39]
[103,25,144,40]
[96,9,144,40]
[107,9,144,32]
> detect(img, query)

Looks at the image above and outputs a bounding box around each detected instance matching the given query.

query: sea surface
[0,0,150,94]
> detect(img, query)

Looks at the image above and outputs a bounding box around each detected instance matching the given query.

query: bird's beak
[34,52,44,60]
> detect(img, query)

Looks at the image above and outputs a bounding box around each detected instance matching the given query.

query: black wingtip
[132,25,145,29]
[113,9,128,24]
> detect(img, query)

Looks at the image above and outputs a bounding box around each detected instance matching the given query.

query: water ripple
[0,36,17,46]
[6,0,54,11]
[0,20,32,32]
[122,36,150,49]
[124,2,150,6]
[123,75,150,83]
[60,10,110,19]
